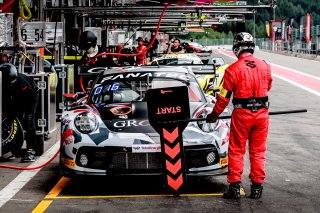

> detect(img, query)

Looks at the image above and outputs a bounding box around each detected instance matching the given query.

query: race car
[180,41,212,61]
[150,53,226,96]
[60,66,231,176]
[196,56,229,96]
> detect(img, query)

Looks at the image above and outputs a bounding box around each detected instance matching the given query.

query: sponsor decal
[220,157,228,166]
[61,117,72,125]
[100,72,188,84]
[132,144,161,153]
[62,157,76,168]
[87,67,107,74]
[113,119,149,128]
[10,120,18,140]
[160,89,173,94]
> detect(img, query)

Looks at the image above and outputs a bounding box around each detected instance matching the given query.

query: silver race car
[60,66,231,176]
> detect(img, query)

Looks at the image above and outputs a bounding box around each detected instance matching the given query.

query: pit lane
[1,50,320,213]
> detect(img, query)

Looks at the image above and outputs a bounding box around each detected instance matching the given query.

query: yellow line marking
[53,188,245,199]
[31,176,246,213]
[31,177,70,213]
[45,177,70,199]
[31,200,53,213]
[54,193,224,199]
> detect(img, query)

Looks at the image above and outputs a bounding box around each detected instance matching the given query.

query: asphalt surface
[0,50,320,213]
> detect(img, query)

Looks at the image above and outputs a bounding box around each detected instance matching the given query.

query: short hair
[173,39,180,43]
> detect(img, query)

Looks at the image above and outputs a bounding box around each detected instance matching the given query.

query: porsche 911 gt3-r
[60,66,231,176]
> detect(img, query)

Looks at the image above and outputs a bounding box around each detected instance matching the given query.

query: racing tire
[1,115,24,158]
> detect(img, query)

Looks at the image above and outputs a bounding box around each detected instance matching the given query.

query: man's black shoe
[223,182,241,199]
[21,149,36,163]
[250,182,263,199]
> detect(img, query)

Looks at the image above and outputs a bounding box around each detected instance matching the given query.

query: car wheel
[1,115,24,157]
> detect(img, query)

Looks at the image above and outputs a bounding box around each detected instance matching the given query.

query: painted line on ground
[51,188,245,199]
[32,176,70,213]
[31,177,245,212]
[0,140,60,209]
[218,50,320,97]
[45,176,70,199]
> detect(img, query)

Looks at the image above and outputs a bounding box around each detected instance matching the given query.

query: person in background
[167,38,185,54]
[0,63,39,162]
[206,32,272,199]
[135,37,147,65]
[79,30,116,67]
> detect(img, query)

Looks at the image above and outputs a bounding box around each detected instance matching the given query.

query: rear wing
[145,64,216,75]
[78,66,108,76]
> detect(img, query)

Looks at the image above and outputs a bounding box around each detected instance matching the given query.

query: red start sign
[147,86,190,195]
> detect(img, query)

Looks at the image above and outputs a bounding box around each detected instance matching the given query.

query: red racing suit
[135,45,147,65]
[211,52,272,184]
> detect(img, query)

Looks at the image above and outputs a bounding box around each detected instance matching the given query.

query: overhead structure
[44,1,274,30]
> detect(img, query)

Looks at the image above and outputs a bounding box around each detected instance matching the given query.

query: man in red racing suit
[135,37,147,65]
[206,32,272,199]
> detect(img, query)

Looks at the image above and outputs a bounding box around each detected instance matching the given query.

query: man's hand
[206,112,218,123]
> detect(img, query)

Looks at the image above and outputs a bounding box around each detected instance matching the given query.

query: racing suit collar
[238,52,253,59]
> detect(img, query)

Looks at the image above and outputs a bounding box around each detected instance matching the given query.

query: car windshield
[90,75,205,104]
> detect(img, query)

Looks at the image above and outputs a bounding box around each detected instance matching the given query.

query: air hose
[0,148,60,170]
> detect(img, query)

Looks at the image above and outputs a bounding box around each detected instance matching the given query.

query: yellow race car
[197,56,229,96]
[150,54,228,97]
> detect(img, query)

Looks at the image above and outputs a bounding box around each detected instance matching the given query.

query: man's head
[232,32,255,58]
[172,39,181,49]
[0,63,18,88]
[79,31,97,52]
[136,37,144,45]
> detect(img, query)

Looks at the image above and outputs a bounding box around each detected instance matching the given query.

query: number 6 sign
[20,22,46,47]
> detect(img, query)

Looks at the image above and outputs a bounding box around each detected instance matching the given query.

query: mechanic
[79,30,117,67]
[135,37,147,65]
[167,39,185,54]
[0,63,40,162]
[206,32,272,199]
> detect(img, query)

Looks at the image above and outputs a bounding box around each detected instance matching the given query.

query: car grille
[75,145,218,174]
[109,152,162,170]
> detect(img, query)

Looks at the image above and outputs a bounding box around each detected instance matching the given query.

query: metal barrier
[256,38,320,57]
[194,38,320,57]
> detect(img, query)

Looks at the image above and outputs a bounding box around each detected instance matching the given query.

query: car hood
[94,102,205,133]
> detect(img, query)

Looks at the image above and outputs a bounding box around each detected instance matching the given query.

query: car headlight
[74,112,98,134]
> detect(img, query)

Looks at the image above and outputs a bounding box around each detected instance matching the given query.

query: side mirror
[87,80,94,91]
[63,93,79,110]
